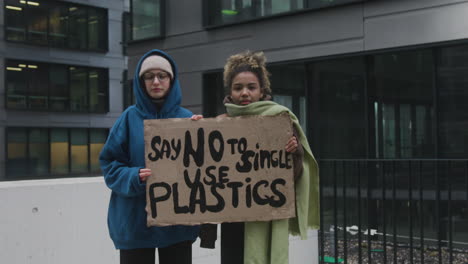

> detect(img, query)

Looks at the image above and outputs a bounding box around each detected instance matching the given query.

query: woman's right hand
[139,168,152,182]
[191,114,203,120]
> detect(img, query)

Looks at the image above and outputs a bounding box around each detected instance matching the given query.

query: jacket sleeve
[99,117,145,197]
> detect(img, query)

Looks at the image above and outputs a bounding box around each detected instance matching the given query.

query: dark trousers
[221,222,244,264]
[120,240,192,264]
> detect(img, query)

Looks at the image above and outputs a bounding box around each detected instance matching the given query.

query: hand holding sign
[144,113,295,226]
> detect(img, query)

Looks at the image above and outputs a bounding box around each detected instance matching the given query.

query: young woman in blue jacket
[100,49,201,264]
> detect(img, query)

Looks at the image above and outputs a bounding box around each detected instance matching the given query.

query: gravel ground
[320,238,468,264]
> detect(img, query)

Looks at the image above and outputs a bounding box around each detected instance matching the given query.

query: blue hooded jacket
[99,49,200,249]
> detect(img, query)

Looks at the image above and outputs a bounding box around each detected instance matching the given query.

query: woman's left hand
[191,115,203,121]
[285,136,298,153]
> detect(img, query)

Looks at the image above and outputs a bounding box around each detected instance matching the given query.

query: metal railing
[318,159,468,264]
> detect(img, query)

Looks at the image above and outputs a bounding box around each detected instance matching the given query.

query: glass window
[71,129,89,173]
[88,8,107,50]
[4,0,107,51]
[270,64,308,134]
[89,69,108,113]
[202,72,225,117]
[29,128,49,176]
[26,0,48,45]
[370,50,434,159]
[6,128,28,178]
[68,5,87,50]
[204,0,362,26]
[311,57,366,159]
[49,64,69,111]
[6,60,28,109]
[131,0,163,40]
[28,62,49,110]
[90,129,107,172]
[5,0,26,41]
[122,70,135,110]
[49,3,68,48]
[50,128,69,174]
[6,59,108,113]
[70,66,88,112]
[438,45,468,158]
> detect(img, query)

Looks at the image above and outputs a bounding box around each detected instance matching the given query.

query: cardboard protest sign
[144,113,296,226]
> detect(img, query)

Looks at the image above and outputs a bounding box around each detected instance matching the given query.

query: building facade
[126,0,468,262]
[1,0,128,181]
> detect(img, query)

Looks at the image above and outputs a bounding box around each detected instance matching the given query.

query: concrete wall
[0,177,318,264]
[127,0,468,114]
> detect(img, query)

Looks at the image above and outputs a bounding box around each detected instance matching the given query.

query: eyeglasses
[142,71,171,83]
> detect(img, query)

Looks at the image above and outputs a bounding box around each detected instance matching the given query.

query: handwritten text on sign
[144,114,296,226]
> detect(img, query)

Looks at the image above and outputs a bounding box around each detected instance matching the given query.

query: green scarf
[226,101,320,264]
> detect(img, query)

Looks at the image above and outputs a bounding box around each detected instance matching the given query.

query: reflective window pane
[205,0,362,26]
[26,1,48,45]
[6,60,28,109]
[132,0,162,40]
[89,69,108,113]
[49,64,69,111]
[71,129,89,173]
[70,67,88,112]
[28,62,49,110]
[5,0,26,41]
[312,57,366,159]
[29,128,49,176]
[371,50,434,158]
[68,5,87,49]
[202,72,225,117]
[6,128,28,178]
[88,8,107,50]
[49,3,68,48]
[90,129,107,172]
[438,45,468,158]
[51,128,69,174]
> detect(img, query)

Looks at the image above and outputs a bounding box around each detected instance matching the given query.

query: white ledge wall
[0,177,318,264]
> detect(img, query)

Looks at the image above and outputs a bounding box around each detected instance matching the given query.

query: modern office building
[1,0,128,181]
[126,0,468,262]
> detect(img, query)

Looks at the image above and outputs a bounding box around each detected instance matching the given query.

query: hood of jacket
[133,49,183,117]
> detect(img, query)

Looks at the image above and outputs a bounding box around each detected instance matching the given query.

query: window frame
[3,0,108,52]
[5,58,109,113]
[5,127,109,181]
[128,0,166,43]
[202,0,368,28]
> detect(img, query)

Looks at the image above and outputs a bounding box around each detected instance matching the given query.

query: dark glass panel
[270,64,307,132]
[29,128,49,176]
[5,60,28,109]
[68,5,87,49]
[132,0,161,40]
[5,0,26,41]
[122,70,135,110]
[371,50,434,158]
[50,128,69,174]
[49,3,68,48]
[71,129,89,173]
[306,0,363,9]
[311,57,366,159]
[438,45,468,158]
[28,62,49,110]
[70,67,88,112]
[205,0,361,26]
[88,8,107,50]
[202,72,225,117]
[90,129,107,172]
[49,64,69,111]
[6,128,28,179]
[89,69,108,113]
[26,0,48,45]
